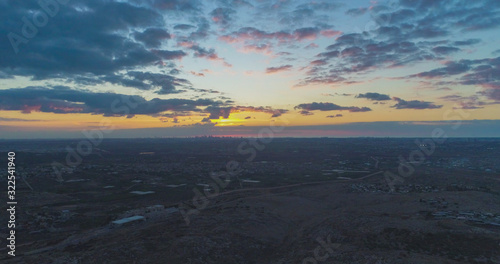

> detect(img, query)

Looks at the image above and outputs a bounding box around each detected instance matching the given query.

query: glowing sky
[1,0,500,138]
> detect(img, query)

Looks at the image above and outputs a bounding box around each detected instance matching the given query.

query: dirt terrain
[4,167,500,264]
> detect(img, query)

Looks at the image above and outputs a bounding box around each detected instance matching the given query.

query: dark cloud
[234,106,288,117]
[231,0,253,8]
[266,65,293,74]
[210,7,236,27]
[346,8,368,17]
[326,114,343,118]
[356,92,391,101]
[1,1,169,81]
[147,0,202,12]
[0,117,42,122]
[409,56,500,101]
[133,28,171,48]
[438,94,486,109]
[127,71,190,94]
[410,61,472,79]
[301,35,441,86]
[205,105,288,119]
[397,0,500,32]
[453,39,481,46]
[293,27,321,40]
[188,17,211,40]
[295,102,371,112]
[207,107,232,119]
[100,71,191,94]
[305,43,319,49]
[432,46,460,55]
[272,1,340,26]
[190,45,232,67]
[0,86,224,117]
[174,24,196,30]
[391,97,442,109]
[298,0,497,87]
[0,0,221,96]
[151,50,187,60]
[220,26,324,45]
[482,88,500,101]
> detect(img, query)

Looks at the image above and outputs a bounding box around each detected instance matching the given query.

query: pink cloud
[266,65,293,74]
[305,43,319,49]
[240,44,274,55]
[320,30,342,38]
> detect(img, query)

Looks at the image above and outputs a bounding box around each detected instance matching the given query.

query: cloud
[437,94,495,109]
[133,28,171,48]
[232,106,288,117]
[204,105,289,119]
[219,27,295,44]
[266,65,293,74]
[1,1,171,81]
[296,0,498,87]
[190,45,232,67]
[356,92,391,101]
[482,88,500,101]
[346,8,368,16]
[219,26,330,45]
[173,24,196,30]
[101,71,191,94]
[210,7,236,27]
[432,46,460,55]
[391,97,442,109]
[305,43,319,49]
[151,50,187,60]
[190,71,205,77]
[326,114,343,118]
[148,0,202,12]
[0,86,224,117]
[320,30,342,38]
[410,61,472,79]
[0,117,42,122]
[241,44,274,55]
[453,39,481,46]
[294,102,371,113]
[299,110,313,116]
[322,93,352,97]
[293,27,321,41]
[409,55,500,102]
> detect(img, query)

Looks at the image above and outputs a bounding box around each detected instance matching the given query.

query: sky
[0,0,500,138]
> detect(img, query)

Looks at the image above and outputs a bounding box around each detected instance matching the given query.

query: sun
[214,117,246,126]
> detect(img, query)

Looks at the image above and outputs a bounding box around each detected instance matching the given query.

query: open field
[1,138,499,263]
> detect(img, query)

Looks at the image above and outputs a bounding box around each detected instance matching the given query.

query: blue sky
[0,0,499,138]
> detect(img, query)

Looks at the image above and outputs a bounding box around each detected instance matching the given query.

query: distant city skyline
[1,0,500,138]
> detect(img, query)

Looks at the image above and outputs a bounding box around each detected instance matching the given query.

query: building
[110,215,145,227]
